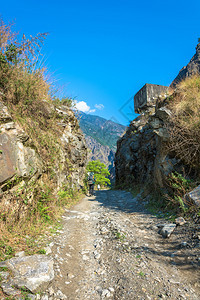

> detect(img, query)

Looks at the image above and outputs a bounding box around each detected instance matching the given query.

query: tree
[86,160,111,187]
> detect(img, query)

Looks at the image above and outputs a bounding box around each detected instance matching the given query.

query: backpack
[88,173,94,184]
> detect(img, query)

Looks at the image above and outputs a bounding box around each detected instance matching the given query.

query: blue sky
[1,0,200,125]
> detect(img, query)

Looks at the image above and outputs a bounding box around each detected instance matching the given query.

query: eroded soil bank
[44,190,200,299]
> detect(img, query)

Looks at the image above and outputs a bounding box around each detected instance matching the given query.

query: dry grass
[167,75,200,169]
[0,18,81,264]
[0,182,82,261]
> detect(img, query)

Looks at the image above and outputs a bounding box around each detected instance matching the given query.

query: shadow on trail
[88,189,150,214]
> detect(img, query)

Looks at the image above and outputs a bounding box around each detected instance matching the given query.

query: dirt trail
[46,190,200,300]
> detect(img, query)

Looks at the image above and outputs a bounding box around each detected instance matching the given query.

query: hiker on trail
[97,184,100,191]
[87,172,95,196]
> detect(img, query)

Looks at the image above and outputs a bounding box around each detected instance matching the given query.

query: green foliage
[138,271,145,277]
[0,267,8,272]
[20,286,32,300]
[37,185,53,221]
[53,96,74,108]
[37,249,46,254]
[166,172,197,213]
[58,187,75,205]
[5,246,13,255]
[86,160,111,187]
[115,231,126,241]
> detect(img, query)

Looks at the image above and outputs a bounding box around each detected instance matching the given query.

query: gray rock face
[0,100,87,199]
[115,106,177,188]
[0,255,54,293]
[171,43,200,88]
[134,83,168,114]
[0,122,42,186]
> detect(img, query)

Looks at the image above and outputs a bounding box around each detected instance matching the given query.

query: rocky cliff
[171,42,200,88]
[0,99,87,215]
[115,94,177,189]
[85,136,115,168]
[115,43,200,191]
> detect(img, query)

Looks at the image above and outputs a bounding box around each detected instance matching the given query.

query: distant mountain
[77,112,126,176]
[78,112,126,152]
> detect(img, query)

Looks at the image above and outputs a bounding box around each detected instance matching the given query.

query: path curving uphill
[46,190,200,299]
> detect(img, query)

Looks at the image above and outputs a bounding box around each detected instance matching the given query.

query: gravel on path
[44,190,200,300]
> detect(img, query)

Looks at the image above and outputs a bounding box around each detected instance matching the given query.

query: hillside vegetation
[167,75,200,169]
[0,19,87,261]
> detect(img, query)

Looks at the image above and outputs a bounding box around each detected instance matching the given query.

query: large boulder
[186,185,200,207]
[0,255,54,293]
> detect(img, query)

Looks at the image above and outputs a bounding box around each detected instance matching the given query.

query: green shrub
[166,172,196,213]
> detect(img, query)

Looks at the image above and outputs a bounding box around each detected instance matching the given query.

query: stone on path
[0,254,54,293]
[160,224,176,238]
[1,282,20,297]
[175,217,186,226]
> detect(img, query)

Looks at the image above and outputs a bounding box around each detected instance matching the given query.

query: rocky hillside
[0,99,87,206]
[115,43,200,199]
[78,112,125,169]
[0,20,88,267]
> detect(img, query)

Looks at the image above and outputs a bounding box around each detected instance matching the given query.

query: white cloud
[75,101,90,112]
[75,101,96,113]
[95,104,104,110]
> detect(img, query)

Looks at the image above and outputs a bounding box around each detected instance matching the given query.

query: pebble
[56,290,67,299]
[102,289,110,297]
[96,286,103,294]
[175,217,186,226]
[181,242,187,247]
[108,287,114,293]
[67,273,75,279]
[15,251,25,257]
[44,246,52,255]
[41,296,49,300]
[83,255,89,261]
[48,287,54,296]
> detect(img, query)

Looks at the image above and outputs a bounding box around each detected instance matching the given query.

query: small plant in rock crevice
[115,231,126,242]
